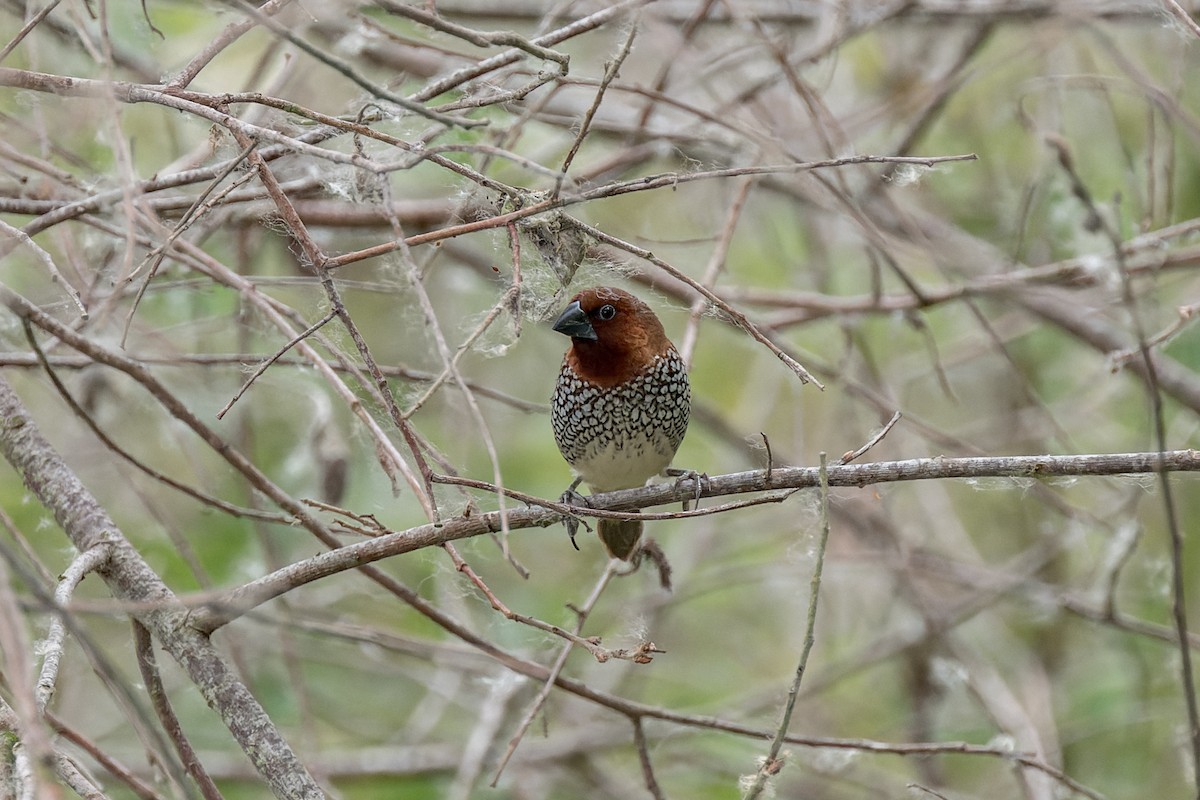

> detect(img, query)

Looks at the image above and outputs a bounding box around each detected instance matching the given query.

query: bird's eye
[597,304,617,321]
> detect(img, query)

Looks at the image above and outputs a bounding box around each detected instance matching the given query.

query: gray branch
[190,449,1200,634]
[0,375,324,800]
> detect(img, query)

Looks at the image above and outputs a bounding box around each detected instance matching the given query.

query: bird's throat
[568,341,656,388]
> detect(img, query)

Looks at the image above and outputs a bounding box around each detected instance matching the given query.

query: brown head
[552,287,675,389]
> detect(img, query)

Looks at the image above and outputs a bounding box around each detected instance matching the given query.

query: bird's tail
[598,518,642,561]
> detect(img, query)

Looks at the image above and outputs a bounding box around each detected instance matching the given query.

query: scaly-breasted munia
[550,287,690,560]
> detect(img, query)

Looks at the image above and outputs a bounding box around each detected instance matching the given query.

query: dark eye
[597,304,617,321]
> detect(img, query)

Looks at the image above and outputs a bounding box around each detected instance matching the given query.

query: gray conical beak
[552,300,597,341]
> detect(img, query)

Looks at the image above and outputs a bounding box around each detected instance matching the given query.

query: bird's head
[552,287,673,388]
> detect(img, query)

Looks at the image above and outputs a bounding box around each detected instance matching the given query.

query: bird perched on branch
[550,287,691,561]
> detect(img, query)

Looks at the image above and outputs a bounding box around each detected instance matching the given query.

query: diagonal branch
[0,375,324,800]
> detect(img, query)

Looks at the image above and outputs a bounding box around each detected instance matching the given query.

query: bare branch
[188,449,1200,633]
[0,375,325,799]
[744,453,831,799]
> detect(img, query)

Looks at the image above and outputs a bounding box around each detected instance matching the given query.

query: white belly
[571,433,676,492]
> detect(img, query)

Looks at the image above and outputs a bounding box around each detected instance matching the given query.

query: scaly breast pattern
[551,351,690,492]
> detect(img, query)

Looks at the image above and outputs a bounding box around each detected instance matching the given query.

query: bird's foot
[558,477,591,552]
[665,468,708,510]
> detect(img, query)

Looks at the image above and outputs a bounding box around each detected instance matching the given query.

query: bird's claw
[559,478,591,551]
[666,468,707,510]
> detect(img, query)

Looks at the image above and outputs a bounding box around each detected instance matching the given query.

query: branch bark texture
[190,449,1200,633]
[0,375,323,800]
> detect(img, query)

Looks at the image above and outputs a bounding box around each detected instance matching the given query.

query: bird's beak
[552,300,597,341]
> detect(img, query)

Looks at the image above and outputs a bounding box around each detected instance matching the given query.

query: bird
[550,286,690,560]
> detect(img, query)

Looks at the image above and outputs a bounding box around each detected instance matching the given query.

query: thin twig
[226,124,436,511]
[379,0,570,68]
[743,453,832,798]
[215,309,337,420]
[678,174,755,367]
[0,218,87,318]
[572,218,826,387]
[47,713,163,800]
[632,717,666,800]
[444,543,645,662]
[324,153,978,269]
[374,193,518,545]
[839,412,902,465]
[8,293,340,531]
[1162,0,1200,39]
[907,783,953,800]
[0,0,65,63]
[227,0,483,128]
[166,0,293,90]
[407,0,648,102]
[0,351,544,411]
[400,287,519,419]
[1109,301,1200,366]
[133,621,222,800]
[0,562,58,798]
[491,564,617,785]
[1048,133,1200,795]
[23,321,289,523]
[762,432,774,484]
[36,545,111,713]
[558,19,637,183]
[122,141,259,348]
